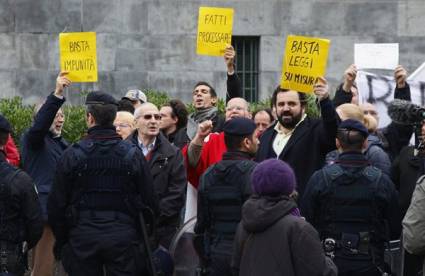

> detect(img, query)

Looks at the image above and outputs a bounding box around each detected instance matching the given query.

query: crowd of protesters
[1,44,425,276]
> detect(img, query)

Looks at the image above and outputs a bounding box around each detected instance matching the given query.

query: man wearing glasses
[127,103,187,249]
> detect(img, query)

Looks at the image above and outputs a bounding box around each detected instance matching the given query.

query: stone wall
[1,0,425,105]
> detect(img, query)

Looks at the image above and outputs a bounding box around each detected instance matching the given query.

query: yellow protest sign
[59,32,98,82]
[196,7,234,56]
[280,35,330,93]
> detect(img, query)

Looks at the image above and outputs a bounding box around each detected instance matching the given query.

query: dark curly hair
[163,99,189,129]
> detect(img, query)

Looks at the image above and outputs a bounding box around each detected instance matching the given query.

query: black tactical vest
[201,160,256,239]
[70,139,138,214]
[0,163,23,244]
[318,163,386,260]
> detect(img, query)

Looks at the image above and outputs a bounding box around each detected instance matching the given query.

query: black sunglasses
[143,114,161,120]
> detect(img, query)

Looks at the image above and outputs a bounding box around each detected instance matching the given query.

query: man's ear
[247,111,252,119]
[242,137,250,151]
[211,97,218,105]
[172,116,178,124]
[301,105,306,115]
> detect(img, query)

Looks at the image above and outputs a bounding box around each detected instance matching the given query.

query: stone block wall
[1,0,424,104]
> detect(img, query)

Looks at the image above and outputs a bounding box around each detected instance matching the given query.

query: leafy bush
[145,89,171,108]
[62,106,87,143]
[0,97,34,144]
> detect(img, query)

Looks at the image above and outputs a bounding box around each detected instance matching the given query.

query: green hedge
[0,91,319,145]
[0,97,88,145]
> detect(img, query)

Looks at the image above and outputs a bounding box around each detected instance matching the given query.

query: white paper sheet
[354,43,399,70]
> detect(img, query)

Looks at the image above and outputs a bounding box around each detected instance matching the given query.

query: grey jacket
[403,175,425,276]
[232,195,337,276]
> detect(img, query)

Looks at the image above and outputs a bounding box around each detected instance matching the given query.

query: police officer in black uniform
[0,115,43,276]
[47,91,158,276]
[302,119,398,276]
[194,117,258,276]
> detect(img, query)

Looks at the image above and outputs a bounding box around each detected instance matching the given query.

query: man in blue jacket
[21,71,70,276]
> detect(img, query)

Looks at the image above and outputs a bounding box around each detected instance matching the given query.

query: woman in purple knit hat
[232,159,337,276]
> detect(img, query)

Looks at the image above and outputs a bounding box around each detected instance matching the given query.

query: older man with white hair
[127,102,187,249]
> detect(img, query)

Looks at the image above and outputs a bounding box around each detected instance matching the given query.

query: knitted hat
[251,159,296,196]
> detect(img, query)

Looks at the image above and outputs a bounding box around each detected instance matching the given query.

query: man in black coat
[48,92,158,276]
[128,102,187,249]
[0,115,43,276]
[255,78,338,197]
[20,71,70,276]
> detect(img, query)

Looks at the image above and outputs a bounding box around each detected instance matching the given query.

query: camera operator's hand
[394,65,407,89]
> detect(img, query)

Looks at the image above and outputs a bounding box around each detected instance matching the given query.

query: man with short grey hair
[128,103,187,249]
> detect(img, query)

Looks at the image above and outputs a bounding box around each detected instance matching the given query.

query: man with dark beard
[255,78,339,198]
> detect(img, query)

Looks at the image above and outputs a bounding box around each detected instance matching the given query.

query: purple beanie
[251,159,296,196]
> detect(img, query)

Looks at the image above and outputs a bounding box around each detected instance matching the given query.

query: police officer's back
[0,115,43,276]
[302,119,398,276]
[47,92,158,276]
[194,117,258,276]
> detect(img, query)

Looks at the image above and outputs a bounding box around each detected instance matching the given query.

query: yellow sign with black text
[59,32,98,82]
[196,7,234,56]
[281,35,330,93]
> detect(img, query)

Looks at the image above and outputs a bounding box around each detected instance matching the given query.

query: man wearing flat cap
[48,91,158,276]
[194,117,258,276]
[0,114,43,276]
[302,119,398,276]
[122,89,147,109]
